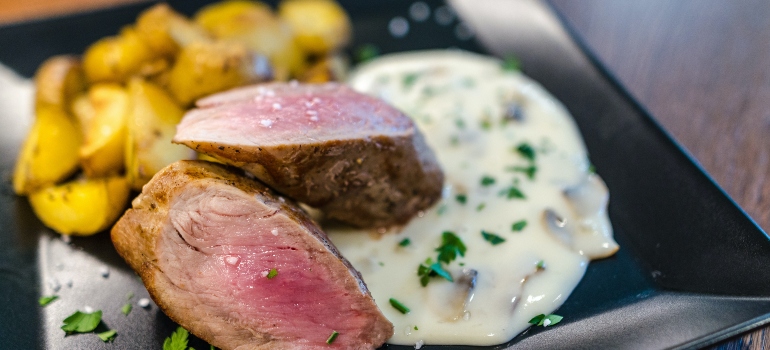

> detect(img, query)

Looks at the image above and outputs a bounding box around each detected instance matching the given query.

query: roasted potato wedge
[126,78,195,190]
[194,1,304,80]
[82,26,155,83]
[28,176,130,236]
[34,55,86,112]
[299,53,348,83]
[278,0,351,54]
[79,84,130,177]
[168,41,263,106]
[13,106,82,195]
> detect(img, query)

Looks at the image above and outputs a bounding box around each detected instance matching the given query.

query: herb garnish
[398,238,411,247]
[437,203,448,215]
[389,298,411,314]
[163,326,192,350]
[588,163,596,174]
[508,165,537,180]
[403,72,420,89]
[511,220,528,232]
[418,258,454,286]
[455,194,467,204]
[476,203,486,211]
[454,118,466,129]
[39,295,58,307]
[516,143,536,161]
[414,326,419,330]
[499,186,526,199]
[61,310,102,334]
[436,231,466,264]
[326,331,339,344]
[502,55,522,71]
[529,314,563,327]
[266,268,278,279]
[481,230,505,245]
[354,44,380,63]
[97,330,117,342]
[536,260,546,270]
[480,176,496,186]
[121,303,132,316]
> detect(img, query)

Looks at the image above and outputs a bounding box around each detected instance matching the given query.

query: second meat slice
[173,82,444,228]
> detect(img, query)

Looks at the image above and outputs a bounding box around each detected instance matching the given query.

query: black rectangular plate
[1,0,769,349]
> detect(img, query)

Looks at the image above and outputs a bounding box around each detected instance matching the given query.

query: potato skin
[29,177,130,236]
[126,78,195,190]
[278,0,352,55]
[82,27,155,84]
[78,84,130,177]
[13,106,82,195]
[33,55,86,112]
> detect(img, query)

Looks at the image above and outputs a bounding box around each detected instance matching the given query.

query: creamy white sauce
[326,50,618,346]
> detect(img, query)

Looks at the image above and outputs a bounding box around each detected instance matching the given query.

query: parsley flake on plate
[455,194,467,204]
[121,303,132,316]
[481,230,506,245]
[398,238,411,247]
[326,330,339,344]
[39,295,58,307]
[97,329,117,342]
[480,175,496,186]
[436,231,466,264]
[163,326,192,350]
[528,314,563,327]
[511,220,528,232]
[515,143,536,161]
[417,258,453,286]
[266,268,278,279]
[389,298,411,314]
[499,186,526,200]
[61,310,102,334]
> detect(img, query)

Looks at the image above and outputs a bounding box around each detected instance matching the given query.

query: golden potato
[135,3,183,57]
[13,106,82,195]
[126,78,195,190]
[278,0,351,54]
[168,41,262,106]
[194,0,274,38]
[82,26,155,83]
[28,176,130,236]
[79,84,130,177]
[33,55,86,112]
[194,1,304,80]
[299,53,348,83]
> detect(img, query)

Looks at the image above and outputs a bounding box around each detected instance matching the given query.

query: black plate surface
[1,0,769,349]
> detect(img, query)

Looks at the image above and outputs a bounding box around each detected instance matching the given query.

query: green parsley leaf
[528,314,563,327]
[398,238,411,247]
[476,203,486,211]
[588,163,596,174]
[481,230,506,245]
[516,143,536,161]
[389,298,410,314]
[508,165,537,180]
[414,326,419,330]
[61,310,102,334]
[429,262,453,282]
[39,295,58,307]
[435,231,466,264]
[97,329,117,342]
[417,258,454,286]
[480,117,492,131]
[126,292,134,300]
[326,330,339,344]
[511,220,528,232]
[402,72,420,89]
[455,194,467,204]
[437,204,448,215]
[454,118,466,129]
[266,268,278,279]
[499,186,526,199]
[121,303,132,316]
[480,176,496,186]
[354,44,379,63]
[536,260,546,270]
[502,55,522,71]
[163,326,190,350]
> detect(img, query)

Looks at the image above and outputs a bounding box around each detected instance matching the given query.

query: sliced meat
[172,82,444,228]
[111,160,393,350]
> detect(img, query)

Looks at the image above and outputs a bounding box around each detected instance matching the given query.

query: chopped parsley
[97,329,117,342]
[499,186,526,199]
[516,143,536,161]
[536,260,546,270]
[588,163,596,174]
[354,44,379,63]
[414,326,419,330]
[480,176,496,186]
[163,326,191,350]
[479,117,492,130]
[121,303,132,316]
[417,258,454,286]
[398,238,411,247]
[511,220,528,232]
[437,203,448,215]
[326,330,339,344]
[436,231,466,264]
[508,165,537,180]
[389,298,411,314]
[529,314,563,327]
[61,310,102,334]
[39,295,58,307]
[481,230,505,245]
[476,203,486,211]
[455,194,467,204]
[402,72,420,89]
[502,55,522,71]
[266,268,278,279]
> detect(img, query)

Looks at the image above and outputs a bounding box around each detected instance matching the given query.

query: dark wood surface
[550,1,770,348]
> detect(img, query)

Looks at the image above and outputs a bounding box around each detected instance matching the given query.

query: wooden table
[548,1,770,348]
[1,0,767,348]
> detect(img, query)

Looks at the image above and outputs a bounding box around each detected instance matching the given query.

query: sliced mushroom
[543,209,573,248]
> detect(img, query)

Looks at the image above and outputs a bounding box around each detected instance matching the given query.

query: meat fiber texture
[111,160,393,349]
[173,82,444,228]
